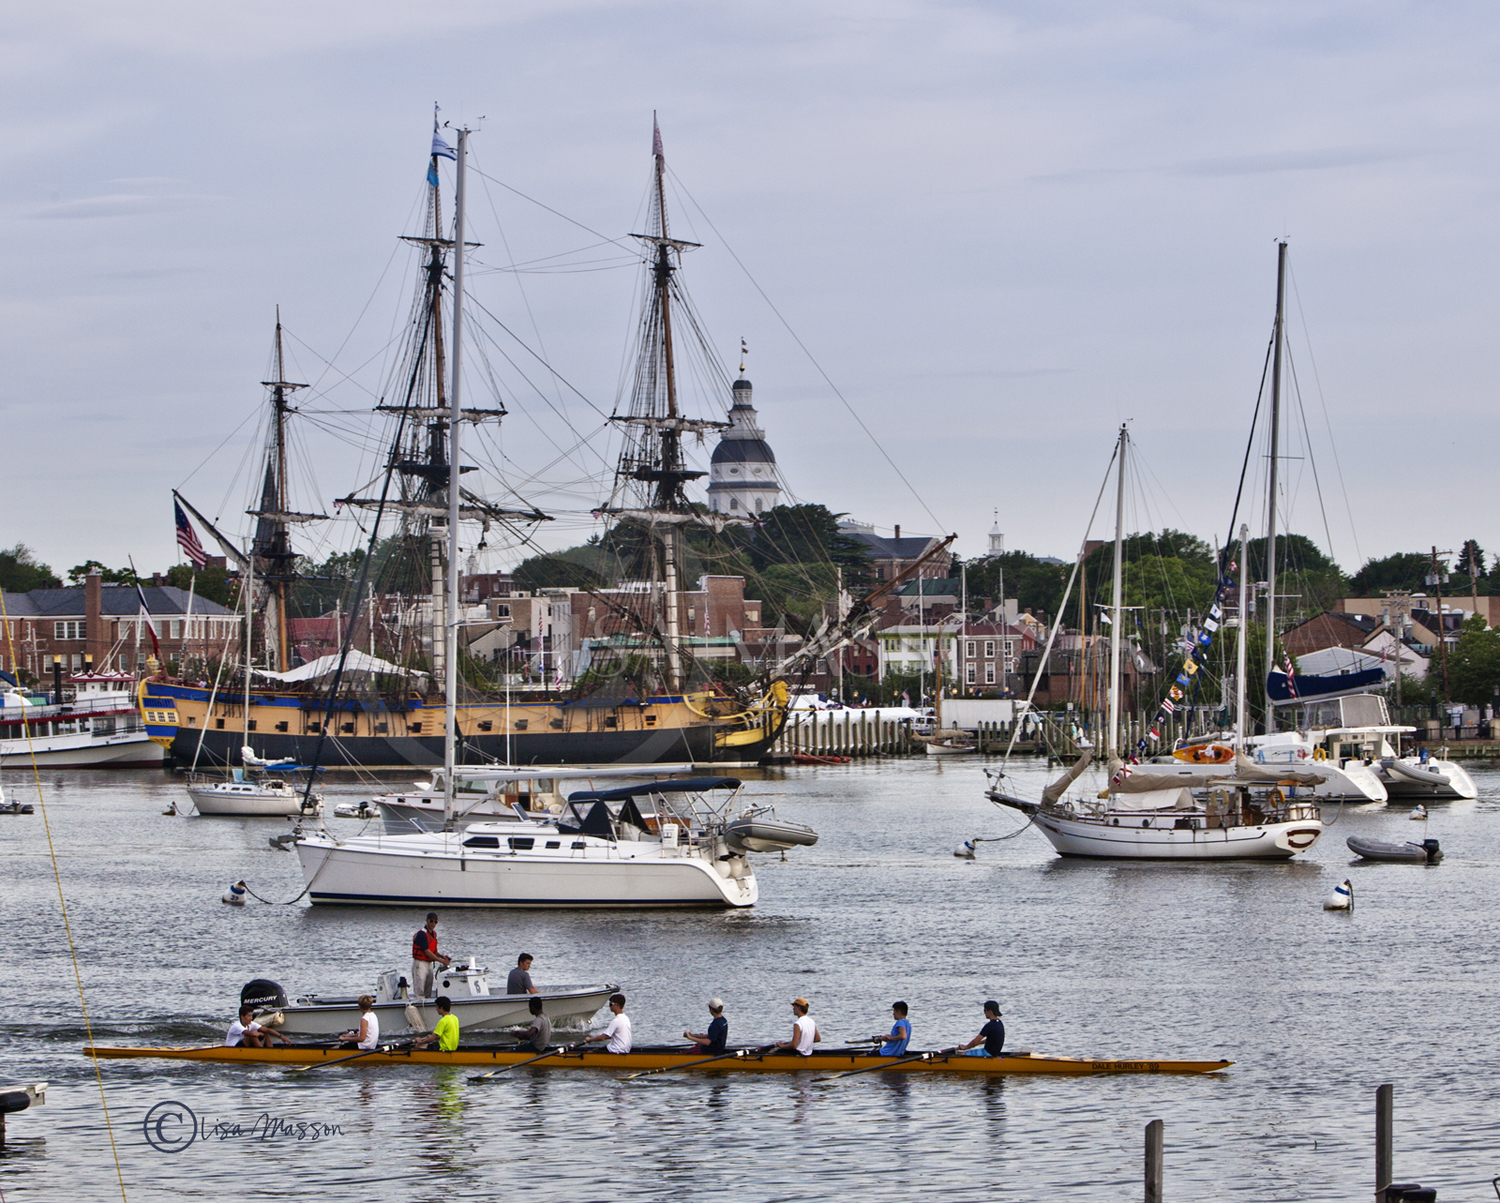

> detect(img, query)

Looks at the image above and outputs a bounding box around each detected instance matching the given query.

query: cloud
[20,193,213,220]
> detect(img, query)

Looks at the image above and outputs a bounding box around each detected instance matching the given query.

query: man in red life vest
[411,912,451,999]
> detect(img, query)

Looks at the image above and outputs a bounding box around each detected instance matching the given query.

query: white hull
[1152,754,1386,803]
[0,732,162,768]
[1379,757,1478,802]
[1031,809,1323,859]
[923,740,976,756]
[189,788,317,817]
[295,833,757,908]
[268,985,614,1036]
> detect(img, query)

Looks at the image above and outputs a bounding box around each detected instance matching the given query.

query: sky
[5,1,1499,583]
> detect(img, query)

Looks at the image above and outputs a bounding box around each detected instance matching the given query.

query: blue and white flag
[428,105,455,186]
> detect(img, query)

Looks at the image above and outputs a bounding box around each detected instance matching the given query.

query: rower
[871,1001,911,1056]
[684,998,727,1053]
[338,995,380,1051]
[583,994,632,1053]
[957,1001,1005,1057]
[775,998,819,1057]
[411,913,451,1000]
[413,996,459,1052]
[506,953,539,995]
[226,1004,289,1049]
[507,997,552,1053]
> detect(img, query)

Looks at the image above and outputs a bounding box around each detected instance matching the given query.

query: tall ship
[141,118,789,770]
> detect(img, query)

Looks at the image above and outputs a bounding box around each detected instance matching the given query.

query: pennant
[1169,686,1184,701]
[1182,659,1199,676]
[1161,699,1175,715]
[1174,673,1190,688]
[1148,725,1161,741]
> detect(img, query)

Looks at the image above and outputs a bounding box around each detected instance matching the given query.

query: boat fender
[1410,805,1428,821]
[1313,747,1327,761]
[222,880,248,906]
[954,840,976,859]
[1323,879,1353,911]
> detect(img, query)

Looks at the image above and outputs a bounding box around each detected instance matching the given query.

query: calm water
[3,756,1499,1201]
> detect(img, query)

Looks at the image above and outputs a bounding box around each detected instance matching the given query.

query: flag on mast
[429,104,456,186]
[133,580,161,659]
[175,501,208,569]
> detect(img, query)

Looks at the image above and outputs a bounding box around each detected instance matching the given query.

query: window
[966,640,976,657]
[755,497,763,513]
[965,665,976,684]
[507,837,535,851]
[983,640,994,658]
[514,719,528,731]
[54,621,84,640]
[1004,641,1014,655]
[169,620,182,639]
[729,497,739,510]
[985,665,996,685]
[462,835,500,849]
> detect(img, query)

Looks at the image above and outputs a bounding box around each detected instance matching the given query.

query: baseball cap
[708,997,724,1010]
[792,997,809,1008]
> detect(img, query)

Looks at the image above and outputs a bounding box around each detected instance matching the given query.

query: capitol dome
[706,376,781,516]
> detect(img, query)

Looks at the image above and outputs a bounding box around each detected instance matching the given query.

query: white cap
[708,997,724,1010]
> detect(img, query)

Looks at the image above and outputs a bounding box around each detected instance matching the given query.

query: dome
[711,437,776,465]
[732,377,752,392]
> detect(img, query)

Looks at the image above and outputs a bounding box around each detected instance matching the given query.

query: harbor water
[3,757,1499,1201]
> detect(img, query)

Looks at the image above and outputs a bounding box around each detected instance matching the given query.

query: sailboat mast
[443,127,469,825]
[1263,241,1287,732]
[1235,523,1249,751]
[243,545,254,753]
[1107,425,1127,761]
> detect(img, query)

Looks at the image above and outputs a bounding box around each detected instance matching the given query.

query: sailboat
[918,624,975,755]
[139,118,790,771]
[987,320,1329,859]
[290,121,815,908]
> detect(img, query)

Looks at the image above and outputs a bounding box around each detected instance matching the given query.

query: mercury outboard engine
[1421,838,1443,864]
[240,979,288,1010]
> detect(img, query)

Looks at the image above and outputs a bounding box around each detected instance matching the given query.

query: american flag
[1283,650,1299,699]
[175,501,208,568]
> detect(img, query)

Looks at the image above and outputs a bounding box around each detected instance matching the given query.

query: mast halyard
[1263,241,1287,732]
[1107,424,1127,761]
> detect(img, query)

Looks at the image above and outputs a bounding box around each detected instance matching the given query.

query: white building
[706,375,781,516]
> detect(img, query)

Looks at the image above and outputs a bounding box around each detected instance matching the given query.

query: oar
[625,1045,775,1080]
[816,1046,960,1083]
[285,1041,414,1075]
[467,1042,582,1083]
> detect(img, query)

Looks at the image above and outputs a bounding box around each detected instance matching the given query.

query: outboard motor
[240,979,288,1011]
[1421,838,1444,864]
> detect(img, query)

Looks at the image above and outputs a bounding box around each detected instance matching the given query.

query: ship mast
[442,126,469,826]
[603,116,734,694]
[1263,241,1287,732]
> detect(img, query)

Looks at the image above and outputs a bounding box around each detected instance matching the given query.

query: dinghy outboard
[1346,836,1443,864]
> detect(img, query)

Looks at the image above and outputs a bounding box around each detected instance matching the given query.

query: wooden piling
[1144,1118,1163,1203]
[1375,1083,1393,1195]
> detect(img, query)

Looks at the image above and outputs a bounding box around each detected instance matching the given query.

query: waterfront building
[837,520,953,583]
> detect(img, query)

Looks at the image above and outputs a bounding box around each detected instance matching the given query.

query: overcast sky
[6,1,1498,582]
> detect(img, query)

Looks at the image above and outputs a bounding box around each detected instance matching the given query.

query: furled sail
[1041,749,1093,804]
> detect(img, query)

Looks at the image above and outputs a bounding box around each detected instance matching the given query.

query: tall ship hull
[141,680,783,768]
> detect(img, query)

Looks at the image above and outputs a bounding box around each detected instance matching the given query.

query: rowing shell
[85,1044,1231,1076]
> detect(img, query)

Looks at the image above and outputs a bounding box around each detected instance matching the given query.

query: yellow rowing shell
[85,1045,1231,1075]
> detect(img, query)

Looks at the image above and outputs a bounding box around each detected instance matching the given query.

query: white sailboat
[293,121,815,907]
[987,260,1331,862]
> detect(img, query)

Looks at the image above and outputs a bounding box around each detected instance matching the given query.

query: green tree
[164,563,238,607]
[66,560,133,586]
[1349,552,1430,596]
[1446,614,1500,704]
[0,545,59,592]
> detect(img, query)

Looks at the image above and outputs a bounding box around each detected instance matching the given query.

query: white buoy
[222,880,248,906]
[954,840,976,859]
[1323,878,1353,911]
[162,801,177,816]
[1410,804,1428,821]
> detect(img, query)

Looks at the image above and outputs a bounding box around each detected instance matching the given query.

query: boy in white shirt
[585,993,632,1053]
[776,998,819,1056]
[226,1004,289,1049]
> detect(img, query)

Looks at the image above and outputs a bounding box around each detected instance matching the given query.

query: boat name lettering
[142,1100,344,1153]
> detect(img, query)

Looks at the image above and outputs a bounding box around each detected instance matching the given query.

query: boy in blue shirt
[875,1001,912,1056]
[685,998,729,1054]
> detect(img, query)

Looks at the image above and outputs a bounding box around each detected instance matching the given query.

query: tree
[65,560,134,586]
[0,545,59,592]
[1349,553,1431,596]
[1457,539,1486,580]
[163,563,238,608]
[1446,614,1500,705]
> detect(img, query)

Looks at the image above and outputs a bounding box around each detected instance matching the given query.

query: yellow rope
[1,588,128,1201]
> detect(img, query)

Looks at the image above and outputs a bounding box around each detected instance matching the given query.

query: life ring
[1268,787,1286,809]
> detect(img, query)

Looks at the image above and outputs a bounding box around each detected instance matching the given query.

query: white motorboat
[186,746,324,817]
[373,763,695,832]
[296,777,814,908]
[0,676,162,768]
[240,963,615,1037]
